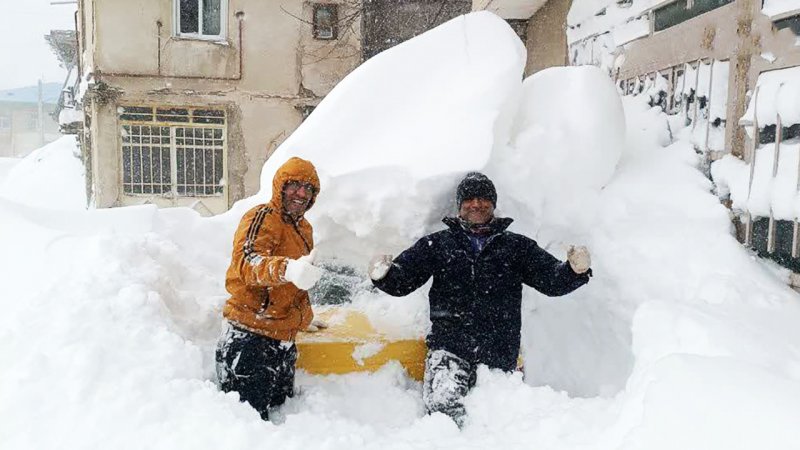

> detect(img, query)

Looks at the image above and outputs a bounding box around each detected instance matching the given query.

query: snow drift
[3,11,800,450]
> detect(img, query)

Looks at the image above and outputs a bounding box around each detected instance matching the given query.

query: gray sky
[0,0,77,90]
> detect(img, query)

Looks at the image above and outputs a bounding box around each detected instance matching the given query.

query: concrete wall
[80,0,361,213]
[524,0,571,76]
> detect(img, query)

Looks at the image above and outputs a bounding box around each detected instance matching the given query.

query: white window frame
[174,0,228,41]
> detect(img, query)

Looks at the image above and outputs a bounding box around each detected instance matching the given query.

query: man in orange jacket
[216,157,326,421]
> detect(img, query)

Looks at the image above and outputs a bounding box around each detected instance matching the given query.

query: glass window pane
[202,0,222,35]
[180,0,199,34]
[654,0,690,32]
[156,108,190,123]
[775,15,800,35]
[692,0,732,15]
[142,147,152,185]
[122,147,132,185]
[314,4,337,39]
[162,148,171,185]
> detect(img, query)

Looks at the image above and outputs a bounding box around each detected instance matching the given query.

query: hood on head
[270,157,321,213]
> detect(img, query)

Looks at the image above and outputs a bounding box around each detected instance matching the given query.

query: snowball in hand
[368,255,393,281]
[284,252,323,290]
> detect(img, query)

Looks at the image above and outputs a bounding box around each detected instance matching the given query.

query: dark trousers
[422,349,478,427]
[215,324,297,421]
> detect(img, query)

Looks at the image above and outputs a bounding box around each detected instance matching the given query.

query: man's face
[459,197,494,225]
[282,180,314,218]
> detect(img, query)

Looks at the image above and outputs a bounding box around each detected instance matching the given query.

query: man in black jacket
[369,172,592,426]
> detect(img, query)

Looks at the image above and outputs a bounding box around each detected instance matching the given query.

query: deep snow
[2,11,800,450]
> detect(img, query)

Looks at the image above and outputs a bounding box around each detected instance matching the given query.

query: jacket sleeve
[518,237,590,297]
[231,209,288,287]
[372,236,435,297]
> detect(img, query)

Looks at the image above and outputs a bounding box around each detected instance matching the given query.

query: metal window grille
[175,127,224,196]
[119,105,226,198]
[121,124,172,194]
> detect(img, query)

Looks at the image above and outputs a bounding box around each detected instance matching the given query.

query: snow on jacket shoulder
[223,157,319,341]
[373,217,590,370]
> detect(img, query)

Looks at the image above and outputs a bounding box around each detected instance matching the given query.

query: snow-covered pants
[422,349,477,427]
[215,324,297,421]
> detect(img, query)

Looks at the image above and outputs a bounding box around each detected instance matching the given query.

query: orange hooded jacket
[222,157,320,341]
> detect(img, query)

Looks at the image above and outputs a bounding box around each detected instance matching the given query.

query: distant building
[0,83,62,158]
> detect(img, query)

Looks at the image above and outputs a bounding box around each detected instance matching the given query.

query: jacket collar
[442,216,513,236]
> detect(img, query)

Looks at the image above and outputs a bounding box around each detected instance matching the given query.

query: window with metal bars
[119,105,225,197]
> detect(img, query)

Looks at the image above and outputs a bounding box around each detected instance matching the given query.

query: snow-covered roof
[0,83,62,105]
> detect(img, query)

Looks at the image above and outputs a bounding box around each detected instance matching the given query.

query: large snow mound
[241,11,526,270]
[0,135,86,210]
[3,11,800,450]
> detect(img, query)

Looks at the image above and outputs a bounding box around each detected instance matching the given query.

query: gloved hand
[567,245,591,274]
[284,250,324,290]
[368,254,393,281]
[305,319,329,333]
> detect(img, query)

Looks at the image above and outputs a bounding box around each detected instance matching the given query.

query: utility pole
[38,79,45,146]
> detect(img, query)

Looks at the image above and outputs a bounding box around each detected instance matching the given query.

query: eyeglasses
[284,180,315,194]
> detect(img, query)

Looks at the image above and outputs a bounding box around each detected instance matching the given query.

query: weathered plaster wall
[525,0,571,75]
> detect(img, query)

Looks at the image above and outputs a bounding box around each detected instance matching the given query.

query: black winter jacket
[373,217,591,371]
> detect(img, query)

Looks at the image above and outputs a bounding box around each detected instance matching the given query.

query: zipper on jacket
[257,288,271,315]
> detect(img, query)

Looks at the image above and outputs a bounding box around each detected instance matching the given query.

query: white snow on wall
[762,0,800,18]
[611,13,651,47]
[567,0,658,45]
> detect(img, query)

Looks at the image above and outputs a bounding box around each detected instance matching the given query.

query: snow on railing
[714,65,800,259]
[618,59,730,156]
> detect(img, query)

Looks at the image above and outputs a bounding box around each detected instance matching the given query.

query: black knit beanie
[456,172,497,208]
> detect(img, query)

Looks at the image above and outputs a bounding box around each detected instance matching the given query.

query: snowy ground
[3,12,800,450]
[0,157,20,180]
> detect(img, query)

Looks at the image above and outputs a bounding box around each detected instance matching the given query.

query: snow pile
[0,135,86,210]
[0,157,20,181]
[246,11,526,272]
[3,11,800,450]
